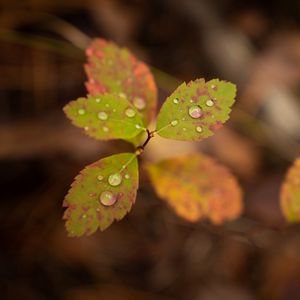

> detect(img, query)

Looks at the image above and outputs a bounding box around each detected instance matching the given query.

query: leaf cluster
[63,38,243,236]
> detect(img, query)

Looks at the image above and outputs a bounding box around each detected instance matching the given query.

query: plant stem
[135,129,155,155]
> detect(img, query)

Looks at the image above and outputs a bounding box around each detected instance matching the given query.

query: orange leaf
[85,38,157,125]
[280,158,300,222]
[146,153,243,224]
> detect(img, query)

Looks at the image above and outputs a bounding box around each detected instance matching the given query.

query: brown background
[1,0,300,299]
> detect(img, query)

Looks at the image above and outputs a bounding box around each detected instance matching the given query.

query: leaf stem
[135,129,155,155]
[119,153,137,173]
[153,123,172,135]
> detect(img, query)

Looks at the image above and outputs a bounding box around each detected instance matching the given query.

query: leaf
[146,153,243,224]
[280,158,300,222]
[63,153,139,237]
[85,38,157,125]
[155,79,237,141]
[63,94,145,141]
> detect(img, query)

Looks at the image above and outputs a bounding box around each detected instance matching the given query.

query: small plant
[63,38,243,237]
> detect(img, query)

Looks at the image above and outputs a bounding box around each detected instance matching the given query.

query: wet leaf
[63,94,145,141]
[85,38,157,125]
[63,153,139,237]
[146,153,243,224]
[156,79,237,141]
[280,158,300,222]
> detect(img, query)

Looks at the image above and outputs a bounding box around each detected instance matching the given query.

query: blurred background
[1,0,300,299]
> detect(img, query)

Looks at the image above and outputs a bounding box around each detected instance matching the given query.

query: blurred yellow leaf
[146,153,243,224]
[280,158,300,222]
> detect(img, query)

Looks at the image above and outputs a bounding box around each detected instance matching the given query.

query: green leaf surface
[85,38,157,125]
[156,79,237,141]
[63,94,145,141]
[63,153,139,237]
[280,158,300,222]
[146,153,243,224]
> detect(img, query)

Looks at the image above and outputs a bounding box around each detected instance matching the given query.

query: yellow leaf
[280,158,300,222]
[146,153,243,224]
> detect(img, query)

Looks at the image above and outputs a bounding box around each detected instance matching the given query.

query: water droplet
[171,120,178,126]
[105,103,110,108]
[78,108,85,115]
[97,175,104,181]
[206,99,214,107]
[100,191,116,206]
[125,108,136,118]
[119,92,126,98]
[102,126,109,132]
[183,127,187,131]
[188,105,202,119]
[133,97,146,110]
[82,214,87,219]
[108,173,122,186]
[95,98,101,103]
[182,117,186,121]
[196,126,203,133]
[84,126,89,131]
[125,174,130,179]
[98,112,108,120]
[173,98,179,104]
[211,84,216,90]
[190,100,194,103]
[135,124,142,129]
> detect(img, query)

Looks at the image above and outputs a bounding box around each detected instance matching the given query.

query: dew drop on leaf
[95,98,101,103]
[171,120,178,126]
[82,214,87,219]
[125,108,136,118]
[125,174,130,179]
[78,108,85,115]
[135,124,141,129]
[119,93,126,98]
[196,126,203,133]
[206,99,214,107]
[97,175,104,181]
[133,97,146,110]
[98,111,108,120]
[100,191,117,206]
[102,126,109,132]
[188,105,202,119]
[108,173,122,186]
[173,98,179,104]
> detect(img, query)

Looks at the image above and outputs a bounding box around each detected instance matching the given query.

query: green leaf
[146,153,243,224]
[63,153,139,237]
[63,94,146,141]
[280,158,300,222]
[155,79,237,141]
[85,38,157,125]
